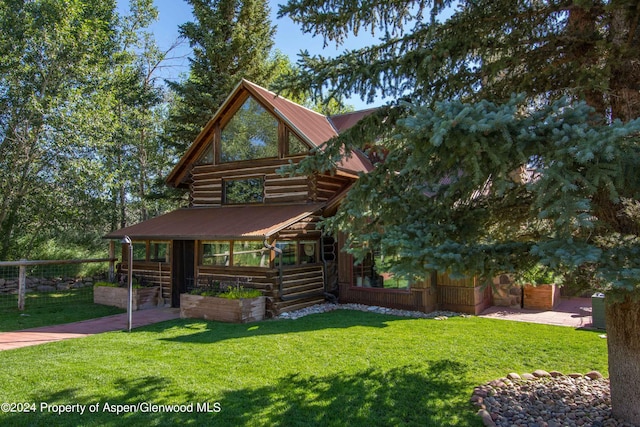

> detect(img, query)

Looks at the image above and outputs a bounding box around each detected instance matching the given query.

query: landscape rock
[472,371,635,427]
[275,302,466,321]
[586,370,604,380]
[533,369,551,378]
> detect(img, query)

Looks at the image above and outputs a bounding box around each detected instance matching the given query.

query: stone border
[470,369,625,427]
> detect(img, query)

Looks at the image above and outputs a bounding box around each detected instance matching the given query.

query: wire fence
[0,258,116,311]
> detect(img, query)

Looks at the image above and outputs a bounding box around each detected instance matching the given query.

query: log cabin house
[105,79,492,317]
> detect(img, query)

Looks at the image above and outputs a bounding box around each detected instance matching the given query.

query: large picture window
[220,97,278,162]
[223,177,264,204]
[287,132,309,156]
[201,242,230,266]
[149,242,169,262]
[200,241,268,267]
[353,250,410,290]
[274,240,318,267]
[232,241,269,267]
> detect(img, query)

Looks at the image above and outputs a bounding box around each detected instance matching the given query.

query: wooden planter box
[523,284,560,310]
[180,294,266,323]
[94,286,159,311]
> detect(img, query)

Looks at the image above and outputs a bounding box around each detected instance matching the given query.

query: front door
[172,240,194,307]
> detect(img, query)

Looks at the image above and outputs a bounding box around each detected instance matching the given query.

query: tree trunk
[605,291,640,425]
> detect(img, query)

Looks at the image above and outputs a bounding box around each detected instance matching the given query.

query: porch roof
[104,203,324,241]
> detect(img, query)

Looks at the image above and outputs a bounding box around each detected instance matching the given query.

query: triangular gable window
[288,132,309,156]
[221,96,278,163]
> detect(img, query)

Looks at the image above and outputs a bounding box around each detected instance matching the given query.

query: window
[232,241,269,267]
[202,242,230,266]
[276,241,297,266]
[132,243,147,261]
[353,250,410,289]
[274,240,318,266]
[220,97,279,162]
[299,241,318,264]
[288,132,309,156]
[223,177,264,204]
[196,144,214,165]
[149,242,169,262]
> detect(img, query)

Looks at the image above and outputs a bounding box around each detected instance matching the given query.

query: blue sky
[117,0,384,110]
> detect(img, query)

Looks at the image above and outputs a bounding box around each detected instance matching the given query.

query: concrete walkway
[478,297,595,329]
[0,308,180,351]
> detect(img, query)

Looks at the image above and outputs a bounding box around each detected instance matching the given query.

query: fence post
[18,259,27,311]
[108,240,116,282]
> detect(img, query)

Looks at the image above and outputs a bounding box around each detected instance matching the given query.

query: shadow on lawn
[0,375,204,427]
[156,309,396,345]
[217,359,480,426]
[0,361,480,427]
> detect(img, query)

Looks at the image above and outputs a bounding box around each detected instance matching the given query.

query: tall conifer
[279,1,640,422]
[165,0,276,155]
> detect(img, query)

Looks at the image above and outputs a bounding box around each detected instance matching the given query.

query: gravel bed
[275,302,466,320]
[473,372,637,427]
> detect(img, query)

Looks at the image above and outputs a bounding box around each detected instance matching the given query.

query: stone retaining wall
[0,276,102,294]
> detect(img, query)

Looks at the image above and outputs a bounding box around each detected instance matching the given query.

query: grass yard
[0,310,608,426]
[0,290,124,332]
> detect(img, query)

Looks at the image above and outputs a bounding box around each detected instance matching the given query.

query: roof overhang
[104,203,325,241]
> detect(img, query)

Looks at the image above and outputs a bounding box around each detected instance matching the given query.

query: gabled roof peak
[166,79,374,187]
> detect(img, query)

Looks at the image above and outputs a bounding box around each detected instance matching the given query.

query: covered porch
[104,204,330,317]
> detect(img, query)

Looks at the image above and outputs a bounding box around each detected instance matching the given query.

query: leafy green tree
[279,0,640,422]
[105,0,181,230]
[0,0,119,258]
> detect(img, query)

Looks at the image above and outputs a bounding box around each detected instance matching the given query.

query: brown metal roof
[166,80,374,186]
[329,108,379,134]
[104,204,324,240]
[244,80,339,148]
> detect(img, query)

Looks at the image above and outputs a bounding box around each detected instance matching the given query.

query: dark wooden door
[172,240,194,307]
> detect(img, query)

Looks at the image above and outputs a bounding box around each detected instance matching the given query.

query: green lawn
[0,290,124,332]
[0,310,608,426]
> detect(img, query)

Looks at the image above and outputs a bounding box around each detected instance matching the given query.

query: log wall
[189,159,353,207]
[193,264,325,317]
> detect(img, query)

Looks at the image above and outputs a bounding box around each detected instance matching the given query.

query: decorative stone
[477,409,497,427]
[522,373,536,380]
[567,373,584,378]
[507,372,521,380]
[585,371,604,380]
[533,369,551,378]
[549,371,564,378]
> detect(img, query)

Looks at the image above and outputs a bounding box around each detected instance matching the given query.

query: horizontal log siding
[314,174,351,201]
[276,216,323,240]
[121,261,172,303]
[338,283,437,313]
[190,159,316,206]
[271,265,325,315]
[195,266,277,292]
[193,264,325,317]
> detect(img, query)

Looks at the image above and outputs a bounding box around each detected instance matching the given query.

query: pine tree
[164,0,277,155]
[278,1,640,422]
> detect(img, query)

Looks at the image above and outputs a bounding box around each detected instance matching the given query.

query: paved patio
[0,308,180,351]
[478,297,595,329]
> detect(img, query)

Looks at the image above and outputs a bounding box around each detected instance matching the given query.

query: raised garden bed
[180,293,266,323]
[94,285,159,311]
[523,283,560,310]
